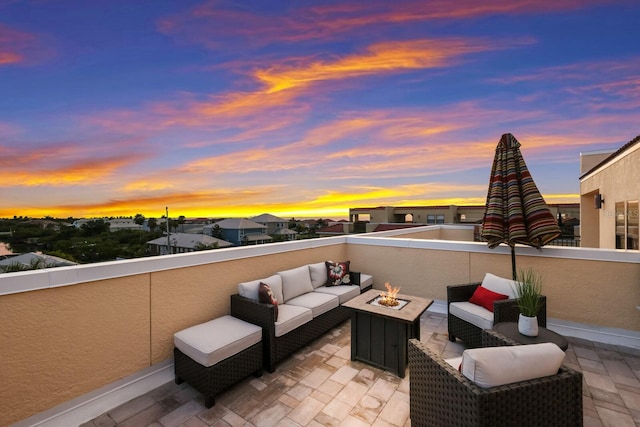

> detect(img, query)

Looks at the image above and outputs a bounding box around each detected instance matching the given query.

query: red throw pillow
[258,282,278,321]
[325,261,351,286]
[469,285,508,312]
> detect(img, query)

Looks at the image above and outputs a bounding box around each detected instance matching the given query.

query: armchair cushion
[481,272,518,299]
[448,301,494,330]
[469,285,508,312]
[460,342,565,388]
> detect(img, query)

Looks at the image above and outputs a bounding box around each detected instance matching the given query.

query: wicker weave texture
[174,341,262,408]
[408,338,583,427]
[231,294,350,372]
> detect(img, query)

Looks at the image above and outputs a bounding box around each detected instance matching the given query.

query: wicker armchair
[447,282,547,348]
[408,332,583,427]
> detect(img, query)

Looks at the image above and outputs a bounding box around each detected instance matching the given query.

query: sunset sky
[1,0,638,220]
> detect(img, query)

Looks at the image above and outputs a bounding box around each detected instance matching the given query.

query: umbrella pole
[511,247,517,280]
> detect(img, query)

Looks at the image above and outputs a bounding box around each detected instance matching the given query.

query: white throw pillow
[308,262,328,288]
[279,266,314,302]
[460,343,565,388]
[481,272,518,299]
[238,274,284,304]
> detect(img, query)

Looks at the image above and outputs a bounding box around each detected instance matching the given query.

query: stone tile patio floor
[84,312,640,427]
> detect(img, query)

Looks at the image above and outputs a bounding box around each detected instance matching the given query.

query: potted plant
[514,268,543,336]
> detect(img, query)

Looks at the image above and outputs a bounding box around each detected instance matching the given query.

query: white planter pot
[518,314,539,337]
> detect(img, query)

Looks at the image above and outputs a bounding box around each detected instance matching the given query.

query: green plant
[514,268,543,317]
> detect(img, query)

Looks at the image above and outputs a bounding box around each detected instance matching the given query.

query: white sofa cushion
[460,343,565,388]
[449,301,494,330]
[274,303,313,337]
[359,273,373,290]
[309,262,328,288]
[314,285,360,304]
[279,266,314,302]
[481,272,518,299]
[238,274,284,305]
[173,315,262,367]
[286,292,339,318]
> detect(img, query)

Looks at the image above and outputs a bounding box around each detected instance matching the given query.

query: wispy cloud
[0,23,48,65]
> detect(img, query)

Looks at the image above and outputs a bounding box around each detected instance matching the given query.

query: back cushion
[238,274,284,304]
[481,272,518,299]
[279,266,314,302]
[309,262,328,288]
[461,343,565,388]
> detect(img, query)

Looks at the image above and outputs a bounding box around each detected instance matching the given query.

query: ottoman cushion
[174,315,262,367]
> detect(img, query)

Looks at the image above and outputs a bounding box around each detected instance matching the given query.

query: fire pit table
[342,288,433,378]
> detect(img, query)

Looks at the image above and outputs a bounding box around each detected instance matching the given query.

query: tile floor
[83,313,640,427]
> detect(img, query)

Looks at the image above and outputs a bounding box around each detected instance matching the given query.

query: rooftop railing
[2,225,638,426]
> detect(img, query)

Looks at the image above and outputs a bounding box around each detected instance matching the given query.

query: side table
[491,322,569,351]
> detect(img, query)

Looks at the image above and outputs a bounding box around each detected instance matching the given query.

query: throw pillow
[325,261,351,286]
[258,282,279,322]
[469,285,508,312]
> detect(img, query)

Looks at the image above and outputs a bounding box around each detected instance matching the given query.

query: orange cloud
[0,23,46,66]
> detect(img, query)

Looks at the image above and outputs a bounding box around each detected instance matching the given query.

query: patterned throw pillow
[258,282,279,321]
[325,261,351,286]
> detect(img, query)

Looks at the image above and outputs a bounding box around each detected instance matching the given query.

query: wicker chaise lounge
[447,278,547,348]
[408,330,583,427]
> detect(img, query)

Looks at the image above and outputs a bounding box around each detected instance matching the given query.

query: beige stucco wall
[0,275,150,426]
[2,237,638,425]
[580,143,640,249]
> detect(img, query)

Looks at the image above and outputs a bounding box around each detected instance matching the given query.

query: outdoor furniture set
[173,261,372,407]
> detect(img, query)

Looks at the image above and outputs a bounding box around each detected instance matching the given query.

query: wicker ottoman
[174,315,263,408]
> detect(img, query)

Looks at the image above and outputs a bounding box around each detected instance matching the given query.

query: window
[615,201,639,250]
[616,202,626,249]
[628,202,639,250]
[436,214,445,224]
[427,214,435,224]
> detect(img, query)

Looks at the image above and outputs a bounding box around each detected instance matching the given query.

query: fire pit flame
[378,282,401,307]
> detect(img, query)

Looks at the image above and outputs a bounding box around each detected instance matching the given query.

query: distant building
[203,218,272,246]
[251,213,297,241]
[349,204,578,234]
[0,252,76,270]
[580,135,639,249]
[146,233,232,255]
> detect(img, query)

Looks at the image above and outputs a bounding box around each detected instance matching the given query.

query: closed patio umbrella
[481,133,562,279]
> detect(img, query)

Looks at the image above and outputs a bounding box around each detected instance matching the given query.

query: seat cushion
[314,285,360,304]
[274,304,313,337]
[238,274,284,305]
[359,273,373,290]
[481,272,518,299]
[309,262,328,288]
[449,301,494,330]
[174,315,262,368]
[460,343,565,388]
[286,292,339,318]
[279,266,314,302]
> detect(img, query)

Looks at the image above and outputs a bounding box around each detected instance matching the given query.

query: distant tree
[134,214,145,226]
[178,215,186,232]
[148,218,158,231]
[81,220,109,236]
[210,224,223,239]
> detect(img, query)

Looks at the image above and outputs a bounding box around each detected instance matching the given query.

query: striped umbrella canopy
[481,133,561,279]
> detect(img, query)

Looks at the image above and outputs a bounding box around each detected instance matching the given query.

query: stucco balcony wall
[1,226,638,426]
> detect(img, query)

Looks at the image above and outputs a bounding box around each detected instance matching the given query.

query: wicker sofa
[447,273,547,348]
[408,329,583,427]
[231,262,372,372]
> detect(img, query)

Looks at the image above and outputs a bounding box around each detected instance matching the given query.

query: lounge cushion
[481,272,518,299]
[449,301,494,330]
[359,273,373,290]
[238,274,284,305]
[173,315,262,368]
[286,292,339,318]
[309,262,328,288]
[469,285,508,312]
[279,266,314,302]
[274,304,313,337]
[314,285,360,304]
[460,343,565,388]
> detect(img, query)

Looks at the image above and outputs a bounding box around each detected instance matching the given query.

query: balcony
[2,226,639,426]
